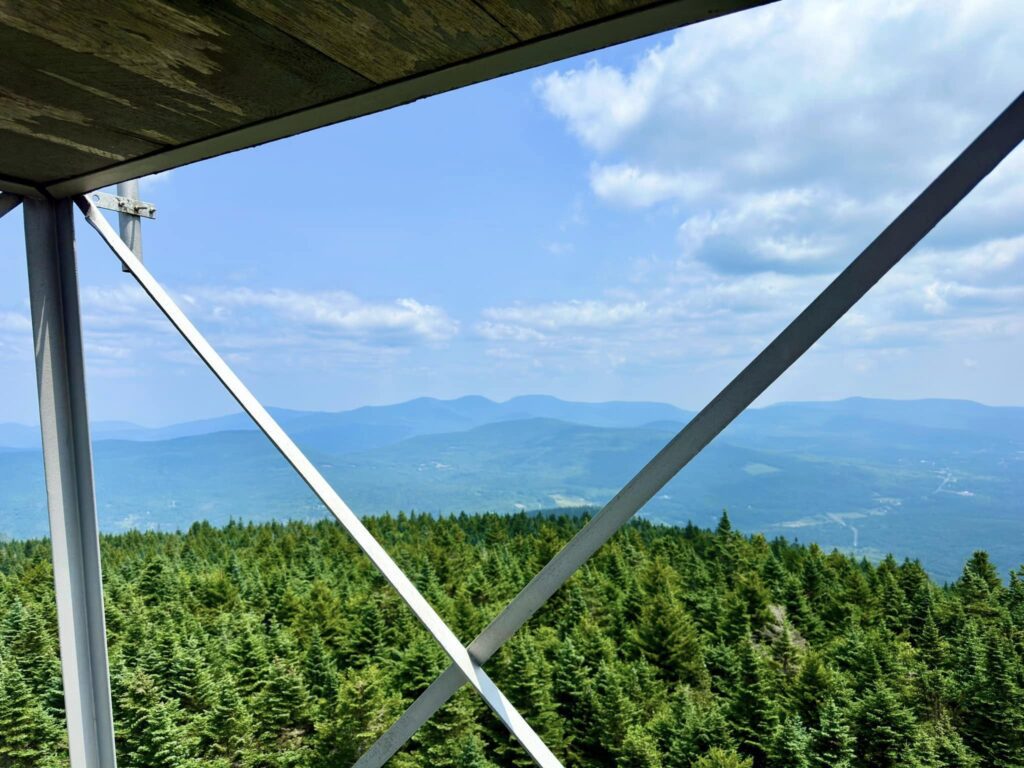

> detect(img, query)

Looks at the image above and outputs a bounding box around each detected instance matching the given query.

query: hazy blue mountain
[0,396,1021,581]
[0,423,42,450]
[0,395,692,451]
[724,397,1024,449]
[500,395,690,427]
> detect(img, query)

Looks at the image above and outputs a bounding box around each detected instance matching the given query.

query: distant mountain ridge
[1,394,692,451]
[5,394,1022,450]
[1,395,1022,581]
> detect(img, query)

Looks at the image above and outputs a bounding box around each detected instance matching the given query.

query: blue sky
[1,0,1023,426]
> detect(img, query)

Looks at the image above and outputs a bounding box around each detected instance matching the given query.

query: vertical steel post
[24,197,117,768]
[117,179,141,273]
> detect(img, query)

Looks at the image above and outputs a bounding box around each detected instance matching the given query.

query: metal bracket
[89,180,153,272]
[0,192,22,220]
[87,190,156,219]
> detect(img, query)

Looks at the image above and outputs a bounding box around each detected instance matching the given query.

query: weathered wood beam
[35,0,772,197]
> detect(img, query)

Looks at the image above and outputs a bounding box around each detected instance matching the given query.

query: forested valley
[2,511,1023,768]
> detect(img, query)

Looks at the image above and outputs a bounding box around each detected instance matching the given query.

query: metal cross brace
[74,197,565,768]
[353,88,1024,768]
[0,191,22,220]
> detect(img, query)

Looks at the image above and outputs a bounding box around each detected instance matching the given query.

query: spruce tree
[917,714,980,768]
[3,510,1024,768]
[166,637,215,714]
[201,677,253,762]
[127,698,197,768]
[969,628,1024,767]
[730,639,777,768]
[695,747,754,768]
[391,630,446,700]
[0,659,57,767]
[314,664,403,767]
[631,588,708,687]
[230,619,269,698]
[808,697,854,768]
[619,724,663,768]
[495,633,564,763]
[258,656,311,740]
[421,689,493,768]
[662,688,733,767]
[551,637,600,766]
[303,628,339,704]
[854,682,919,768]
[916,608,948,720]
[769,714,810,768]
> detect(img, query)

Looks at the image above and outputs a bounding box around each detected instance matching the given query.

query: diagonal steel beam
[0,192,22,220]
[75,196,564,768]
[355,88,1024,768]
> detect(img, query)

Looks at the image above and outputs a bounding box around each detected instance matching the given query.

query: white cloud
[190,287,458,342]
[590,164,717,207]
[828,234,1024,347]
[539,0,1023,168]
[482,300,648,332]
[0,311,30,332]
[72,284,457,376]
[477,264,829,370]
[515,0,1024,380]
[538,0,1024,277]
[535,63,657,152]
[0,311,32,363]
[478,228,1024,374]
[80,284,457,343]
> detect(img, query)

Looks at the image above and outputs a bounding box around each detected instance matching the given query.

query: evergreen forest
[2,511,1023,768]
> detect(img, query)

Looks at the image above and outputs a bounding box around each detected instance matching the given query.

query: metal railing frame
[13,85,1023,768]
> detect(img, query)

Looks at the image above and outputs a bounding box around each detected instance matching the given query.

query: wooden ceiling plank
[0,175,42,198]
[230,0,517,83]
[0,24,208,149]
[194,1,373,116]
[0,130,132,183]
[0,0,773,197]
[0,1,372,181]
[475,1,648,41]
